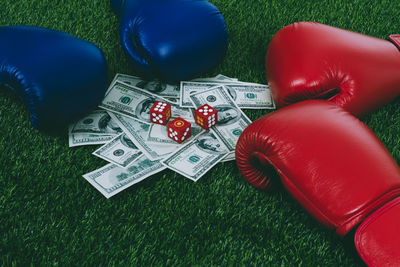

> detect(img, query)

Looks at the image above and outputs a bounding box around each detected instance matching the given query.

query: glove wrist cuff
[355,197,400,266]
[389,34,400,50]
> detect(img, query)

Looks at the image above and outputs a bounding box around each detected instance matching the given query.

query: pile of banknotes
[68,73,275,198]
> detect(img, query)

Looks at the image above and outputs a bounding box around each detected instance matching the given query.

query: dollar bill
[109,73,237,99]
[180,81,226,108]
[214,74,238,81]
[82,155,166,198]
[164,98,178,103]
[180,81,274,109]
[146,123,203,145]
[189,85,252,152]
[221,151,235,162]
[108,112,180,160]
[68,132,115,147]
[112,73,180,98]
[192,74,238,82]
[69,110,122,135]
[223,84,275,109]
[92,133,143,168]
[99,81,194,123]
[162,131,229,182]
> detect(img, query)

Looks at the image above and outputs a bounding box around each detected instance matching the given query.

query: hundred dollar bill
[213,74,238,81]
[192,74,238,82]
[108,112,179,160]
[180,81,226,108]
[92,133,143,168]
[68,132,115,147]
[180,81,274,109]
[164,97,178,103]
[99,81,194,123]
[189,85,252,152]
[146,123,202,145]
[112,73,180,98]
[109,73,236,98]
[69,110,122,135]
[221,151,235,162]
[82,155,166,198]
[223,84,275,109]
[162,131,229,182]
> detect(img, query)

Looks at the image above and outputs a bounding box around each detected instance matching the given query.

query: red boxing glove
[266,22,400,117]
[235,100,400,266]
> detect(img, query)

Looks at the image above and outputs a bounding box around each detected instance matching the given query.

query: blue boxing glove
[111,0,228,83]
[0,26,107,132]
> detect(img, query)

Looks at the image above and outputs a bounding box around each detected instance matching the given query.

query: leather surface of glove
[235,100,400,236]
[111,0,228,83]
[235,100,400,265]
[0,26,108,132]
[266,22,400,117]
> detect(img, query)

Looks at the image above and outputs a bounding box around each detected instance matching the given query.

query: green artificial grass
[0,0,399,265]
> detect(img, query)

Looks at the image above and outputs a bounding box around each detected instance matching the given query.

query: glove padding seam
[337,189,400,236]
[0,63,41,127]
[120,14,156,79]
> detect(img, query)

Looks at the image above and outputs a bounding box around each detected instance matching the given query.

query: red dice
[194,104,218,130]
[167,117,191,144]
[150,101,171,125]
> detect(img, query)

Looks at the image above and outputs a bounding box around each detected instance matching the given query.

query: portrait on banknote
[120,134,137,149]
[195,132,226,154]
[98,114,122,134]
[70,110,122,135]
[135,80,167,93]
[215,105,240,126]
[135,97,156,122]
[226,85,237,101]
